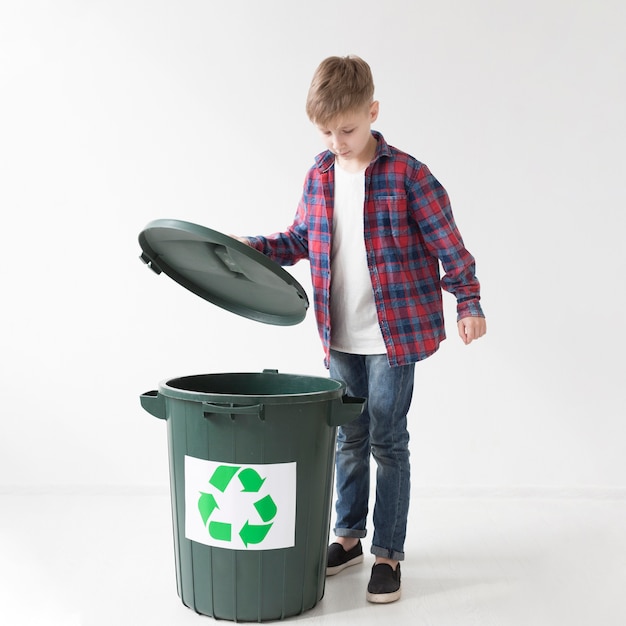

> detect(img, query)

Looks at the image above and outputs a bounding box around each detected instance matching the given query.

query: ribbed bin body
[141,370,363,622]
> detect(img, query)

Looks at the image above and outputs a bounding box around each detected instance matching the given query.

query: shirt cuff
[457,299,484,320]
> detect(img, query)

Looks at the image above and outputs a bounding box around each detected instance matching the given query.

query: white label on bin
[184,456,297,551]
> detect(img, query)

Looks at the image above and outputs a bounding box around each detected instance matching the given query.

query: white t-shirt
[329,162,386,354]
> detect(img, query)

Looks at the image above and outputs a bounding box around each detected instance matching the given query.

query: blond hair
[305,55,375,125]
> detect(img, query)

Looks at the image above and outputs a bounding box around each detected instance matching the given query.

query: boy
[243,55,486,603]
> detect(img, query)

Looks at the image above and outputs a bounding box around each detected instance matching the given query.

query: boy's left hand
[457,316,487,345]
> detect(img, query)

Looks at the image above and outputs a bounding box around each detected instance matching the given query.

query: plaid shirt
[247,131,484,367]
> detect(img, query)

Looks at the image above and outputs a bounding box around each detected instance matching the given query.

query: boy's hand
[229,235,251,246]
[457,316,487,345]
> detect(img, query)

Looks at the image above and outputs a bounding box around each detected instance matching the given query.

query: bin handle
[203,402,265,420]
[328,394,365,427]
[140,390,166,420]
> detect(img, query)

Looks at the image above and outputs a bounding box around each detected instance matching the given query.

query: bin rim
[156,371,347,406]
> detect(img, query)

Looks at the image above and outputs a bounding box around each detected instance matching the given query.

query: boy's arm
[410,164,486,339]
[244,199,309,266]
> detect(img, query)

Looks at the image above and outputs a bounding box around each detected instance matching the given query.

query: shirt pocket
[372,193,411,247]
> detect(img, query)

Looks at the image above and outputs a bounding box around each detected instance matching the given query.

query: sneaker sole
[366,587,401,604]
[326,554,364,576]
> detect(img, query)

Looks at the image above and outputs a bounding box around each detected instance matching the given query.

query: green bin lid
[138,219,309,325]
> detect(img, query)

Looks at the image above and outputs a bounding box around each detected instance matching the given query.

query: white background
[1,0,624,495]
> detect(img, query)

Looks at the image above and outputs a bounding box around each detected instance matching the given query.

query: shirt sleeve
[408,164,484,320]
[245,196,309,267]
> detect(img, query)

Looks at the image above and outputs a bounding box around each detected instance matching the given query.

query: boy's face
[315,101,379,170]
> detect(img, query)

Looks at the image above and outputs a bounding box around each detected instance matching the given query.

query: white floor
[1,491,625,626]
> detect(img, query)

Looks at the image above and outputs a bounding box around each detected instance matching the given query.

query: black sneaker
[326,540,364,576]
[366,563,401,603]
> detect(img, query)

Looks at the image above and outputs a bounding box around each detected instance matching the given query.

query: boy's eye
[343,129,354,134]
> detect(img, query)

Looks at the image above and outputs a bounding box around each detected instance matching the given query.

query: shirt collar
[314,130,391,173]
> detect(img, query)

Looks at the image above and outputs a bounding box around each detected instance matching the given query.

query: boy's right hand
[229,235,251,246]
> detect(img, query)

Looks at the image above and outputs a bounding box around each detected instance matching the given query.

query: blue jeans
[329,350,415,561]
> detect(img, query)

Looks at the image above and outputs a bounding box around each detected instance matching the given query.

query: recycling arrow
[254,494,277,522]
[238,468,265,492]
[239,520,272,547]
[198,492,219,526]
[210,465,240,492]
[209,521,231,541]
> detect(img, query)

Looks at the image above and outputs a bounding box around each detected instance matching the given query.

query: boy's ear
[370,100,380,123]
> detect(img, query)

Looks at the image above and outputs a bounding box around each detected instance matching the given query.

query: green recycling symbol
[197,465,277,547]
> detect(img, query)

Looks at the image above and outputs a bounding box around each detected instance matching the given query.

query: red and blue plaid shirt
[247,131,484,367]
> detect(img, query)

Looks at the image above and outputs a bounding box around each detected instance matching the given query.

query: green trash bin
[138,221,365,621]
[140,370,364,621]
